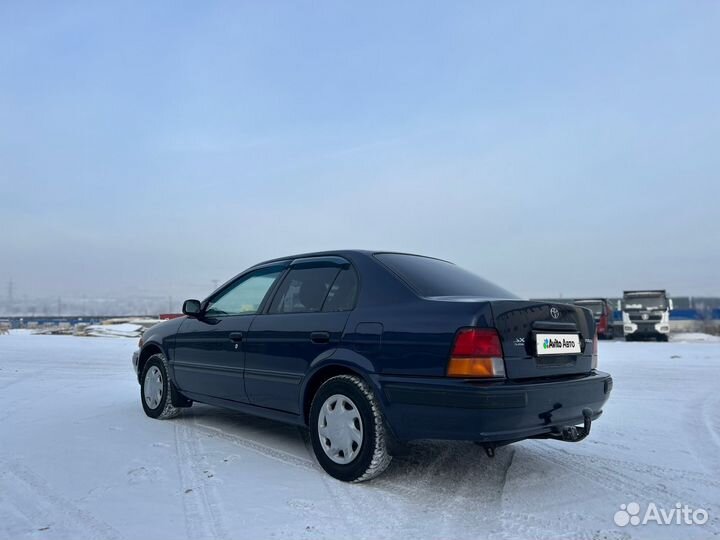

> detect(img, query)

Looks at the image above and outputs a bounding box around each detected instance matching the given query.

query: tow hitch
[542,408,593,443]
[475,408,595,457]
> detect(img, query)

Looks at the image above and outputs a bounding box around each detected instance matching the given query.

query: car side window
[322,267,358,312]
[269,267,340,314]
[205,268,284,316]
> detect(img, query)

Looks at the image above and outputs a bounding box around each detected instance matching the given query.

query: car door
[173,264,287,402]
[244,257,358,413]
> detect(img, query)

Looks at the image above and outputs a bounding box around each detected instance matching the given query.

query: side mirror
[182,299,202,317]
[668,298,674,311]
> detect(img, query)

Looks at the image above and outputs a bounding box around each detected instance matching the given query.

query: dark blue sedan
[133,250,612,482]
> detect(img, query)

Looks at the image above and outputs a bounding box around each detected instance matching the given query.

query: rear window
[322,267,358,312]
[269,267,340,314]
[374,253,517,299]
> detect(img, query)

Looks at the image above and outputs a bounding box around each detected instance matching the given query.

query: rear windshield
[374,253,517,299]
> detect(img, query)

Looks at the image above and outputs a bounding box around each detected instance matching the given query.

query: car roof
[251,250,450,268]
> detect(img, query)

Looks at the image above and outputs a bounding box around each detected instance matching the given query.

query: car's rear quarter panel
[349,300,493,376]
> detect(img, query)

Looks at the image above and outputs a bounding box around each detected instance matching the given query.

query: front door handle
[229,332,244,342]
[310,331,330,344]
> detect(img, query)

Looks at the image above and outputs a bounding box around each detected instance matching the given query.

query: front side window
[205,267,284,316]
[269,267,340,314]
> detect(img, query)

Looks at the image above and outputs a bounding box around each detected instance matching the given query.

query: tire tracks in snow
[526,440,716,505]
[435,445,515,538]
[192,421,317,471]
[298,428,367,538]
[174,416,654,539]
[0,369,44,391]
[174,419,229,540]
[180,418,409,538]
[297,427,405,539]
[491,511,629,540]
[192,416,442,500]
[0,458,123,540]
[685,387,720,475]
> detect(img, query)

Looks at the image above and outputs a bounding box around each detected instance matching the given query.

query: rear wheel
[141,354,181,419]
[309,375,391,482]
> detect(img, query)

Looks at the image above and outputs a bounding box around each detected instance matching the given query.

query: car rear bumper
[373,370,612,442]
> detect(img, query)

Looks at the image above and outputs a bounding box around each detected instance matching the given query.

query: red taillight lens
[452,328,503,357]
[448,328,505,378]
[598,313,607,331]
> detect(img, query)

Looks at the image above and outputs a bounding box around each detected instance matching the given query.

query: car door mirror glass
[182,299,202,317]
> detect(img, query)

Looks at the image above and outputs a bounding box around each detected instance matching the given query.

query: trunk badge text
[514,337,525,346]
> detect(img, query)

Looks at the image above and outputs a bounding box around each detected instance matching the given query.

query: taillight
[598,313,607,331]
[447,328,506,378]
[591,331,598,370]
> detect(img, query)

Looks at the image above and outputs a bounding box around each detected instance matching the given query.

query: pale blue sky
[1,1,719,300]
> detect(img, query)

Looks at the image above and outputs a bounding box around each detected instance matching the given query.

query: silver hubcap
[318,394,363,465]
[144,366,163,409]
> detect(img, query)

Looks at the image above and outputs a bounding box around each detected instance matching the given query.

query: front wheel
[141,354,181,419]
[309,375,392,482]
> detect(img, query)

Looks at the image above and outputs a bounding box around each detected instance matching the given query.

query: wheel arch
[301,360,373,425]
[137,342,164,383]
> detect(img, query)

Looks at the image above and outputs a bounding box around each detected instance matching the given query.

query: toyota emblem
[550,307,560,319]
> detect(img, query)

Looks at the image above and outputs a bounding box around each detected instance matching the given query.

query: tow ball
[546,408,594,443]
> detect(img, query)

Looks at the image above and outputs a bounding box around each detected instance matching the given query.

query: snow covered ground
[1,331,719,540]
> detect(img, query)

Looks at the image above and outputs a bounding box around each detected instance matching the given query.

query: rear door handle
[310,331,330,344]
[229,332,244,342]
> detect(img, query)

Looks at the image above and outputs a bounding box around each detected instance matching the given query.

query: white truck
[621,290,673,342]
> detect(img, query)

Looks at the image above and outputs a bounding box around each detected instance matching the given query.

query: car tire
[309,374,392,482]
[140,354,181,419]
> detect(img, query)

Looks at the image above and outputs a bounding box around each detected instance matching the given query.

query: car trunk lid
[489,300,595,380]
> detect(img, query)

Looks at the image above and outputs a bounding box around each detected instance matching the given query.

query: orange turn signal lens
[447,356,505,378]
